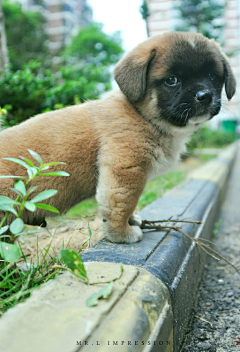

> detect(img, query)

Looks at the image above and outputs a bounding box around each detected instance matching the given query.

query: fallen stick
[141,218,240,275]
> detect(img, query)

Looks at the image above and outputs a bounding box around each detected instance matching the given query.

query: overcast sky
[87,0,148,52]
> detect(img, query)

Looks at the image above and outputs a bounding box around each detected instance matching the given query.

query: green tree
[2,1,49,70]
[0,1,9,71]
[0,19,124,127]
[0,61,111,127]
[62,23,123,66]
[173,0,225,43]
[140,1,150,37]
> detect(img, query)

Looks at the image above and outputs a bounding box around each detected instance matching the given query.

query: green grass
[66,199,98,218]
[0,240,63,315]
[137,170,186,210]
[64,169,187,219]
[188,126,237,151]
[63,151,217,218]
[196,154,218,162]
[0,232,93,316]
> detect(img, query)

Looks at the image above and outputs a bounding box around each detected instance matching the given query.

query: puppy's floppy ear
[211,39,236,100]
[114,43,156,103]
[223,58,236,101]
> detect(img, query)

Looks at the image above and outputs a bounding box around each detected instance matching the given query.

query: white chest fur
[147,133,190,181]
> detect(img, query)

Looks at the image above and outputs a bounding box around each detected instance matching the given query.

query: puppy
[0,32,236,243]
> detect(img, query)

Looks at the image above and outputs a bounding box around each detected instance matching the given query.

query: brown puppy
[0,32,236,243]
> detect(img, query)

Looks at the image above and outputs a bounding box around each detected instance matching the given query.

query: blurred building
[146,0,240,122]
[11,0,93,54]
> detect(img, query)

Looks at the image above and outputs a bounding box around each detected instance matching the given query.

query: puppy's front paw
[129,214,142,227]
[104,222,143,244]
[125,225,143,243]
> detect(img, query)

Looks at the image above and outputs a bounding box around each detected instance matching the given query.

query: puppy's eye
[165,76,180,86]
[209,73,216,81]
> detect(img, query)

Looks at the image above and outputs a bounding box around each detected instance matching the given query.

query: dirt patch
[16,217,104,264]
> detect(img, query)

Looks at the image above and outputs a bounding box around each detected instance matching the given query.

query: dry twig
[141,218,240,275]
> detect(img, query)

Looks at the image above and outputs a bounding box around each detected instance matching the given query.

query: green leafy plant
[62,23,123,66]
[0,61,112,127]
[0,149,69,262]
[140,1,150,37]
[0,22,124,128]
[187,126,237,152]
[173,0,225,44]
[0,106,9,128]
[60,249,88,283]
[0,238,66,315]
[2,0,49,71]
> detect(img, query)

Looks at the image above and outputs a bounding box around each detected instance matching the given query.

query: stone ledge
[0,143,238,352]
[0,263,172,352]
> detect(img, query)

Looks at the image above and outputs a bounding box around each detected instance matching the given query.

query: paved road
[181,144,240,352]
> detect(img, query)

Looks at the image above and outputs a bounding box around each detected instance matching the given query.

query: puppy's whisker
[181,108,189,122]
[172,103,188,115]
[185,108,192,124]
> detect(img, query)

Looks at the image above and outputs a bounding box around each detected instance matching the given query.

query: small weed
[137,170,186,210]
[0,150,71,314]
[0,149,69,260]
[0,240,64,315]
[213,218,223,236]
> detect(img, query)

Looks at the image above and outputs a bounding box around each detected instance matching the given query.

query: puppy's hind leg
[96,164,147,244]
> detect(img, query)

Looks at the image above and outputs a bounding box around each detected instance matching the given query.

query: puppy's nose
[195,90,212,105]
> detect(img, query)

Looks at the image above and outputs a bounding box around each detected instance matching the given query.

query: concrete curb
[0,143,237,352]
[82,143,237,351]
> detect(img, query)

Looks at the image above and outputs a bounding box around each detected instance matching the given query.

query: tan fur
[0,32,236,243]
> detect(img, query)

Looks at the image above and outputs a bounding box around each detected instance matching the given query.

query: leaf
[88,222,93,238]
[35,203,59,213]
[0,225,9,235]
[40,166,49,171]
[28,149,43,166]
[38,171,70,177]
[86,282,114,307]
[14,229,45,236]
[59,240,64,261]
[0,196,18,205]
[43,162,66,167]
[19,156,34,167]
[27,167,38,179]
[3,157,29,169]
[10,187,24,197]
[24,201,36,212]
[31,189,58,203]
[26,186,38,196]
[14,180,26,196]
[0,241,21,262]
[0,204,17,216]
[61,249,88,282]
[10,218,24,235]
[0,175,26,180]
